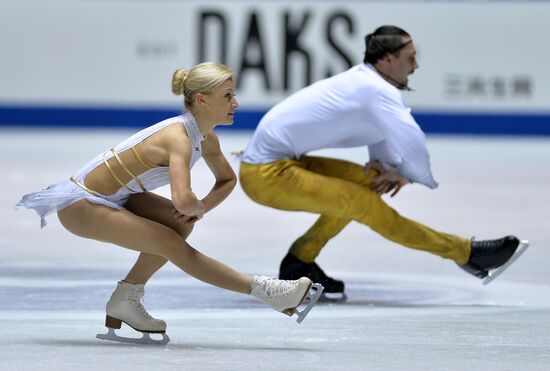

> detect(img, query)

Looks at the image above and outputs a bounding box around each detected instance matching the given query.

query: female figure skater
[17,62,322,344]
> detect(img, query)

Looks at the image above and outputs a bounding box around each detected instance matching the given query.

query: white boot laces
[128,286,154,320]
[260,277,297,298]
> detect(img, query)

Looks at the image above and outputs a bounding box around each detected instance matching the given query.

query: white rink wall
[1,0,549,134]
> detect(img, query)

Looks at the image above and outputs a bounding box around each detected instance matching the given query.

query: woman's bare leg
[123,253,167,284]
[58,200,252,294]
[122,192,195,284]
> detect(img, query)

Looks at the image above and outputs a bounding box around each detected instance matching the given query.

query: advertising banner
[1,1,549,134]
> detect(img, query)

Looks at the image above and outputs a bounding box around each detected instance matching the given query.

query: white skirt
[16,179,130,228]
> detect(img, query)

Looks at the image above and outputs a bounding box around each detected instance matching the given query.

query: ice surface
[1,128,549,370]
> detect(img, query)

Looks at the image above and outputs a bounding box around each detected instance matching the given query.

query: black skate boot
[459,235,529,284]
[279,253,346,301]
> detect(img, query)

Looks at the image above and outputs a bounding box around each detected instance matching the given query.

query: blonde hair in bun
[171,69,189,96]
[171,62,233,107]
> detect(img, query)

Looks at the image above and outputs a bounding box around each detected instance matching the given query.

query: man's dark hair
[363,26,411,64]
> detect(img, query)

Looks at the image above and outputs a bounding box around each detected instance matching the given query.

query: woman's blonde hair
[171,62,233,106]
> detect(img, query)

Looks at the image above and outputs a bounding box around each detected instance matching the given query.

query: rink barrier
[0,105,549,136]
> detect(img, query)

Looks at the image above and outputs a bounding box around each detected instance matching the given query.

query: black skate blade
[319,292,348,303]
[483,240,529,285]
[296,283,324,324]
[96,328,170,345]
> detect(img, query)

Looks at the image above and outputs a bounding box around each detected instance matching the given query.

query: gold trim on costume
[69,177,103,197]
[131,146,152,170]
[102,151,138,193]
[110,149,147,192]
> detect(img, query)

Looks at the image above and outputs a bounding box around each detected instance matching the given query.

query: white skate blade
[96,328,170,345]
[319,292,347,303]
[295,283,324,324]
[483,240,529,285]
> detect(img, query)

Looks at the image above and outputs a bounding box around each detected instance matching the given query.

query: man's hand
[365,160,408,197]
[364,160,386,175]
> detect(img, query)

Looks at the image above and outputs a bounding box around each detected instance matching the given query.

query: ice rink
[1,128,549,370]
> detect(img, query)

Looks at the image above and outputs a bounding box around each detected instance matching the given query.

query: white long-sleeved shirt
[241,64,438,189]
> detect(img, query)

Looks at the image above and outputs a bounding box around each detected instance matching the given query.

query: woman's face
[203,79,239,126]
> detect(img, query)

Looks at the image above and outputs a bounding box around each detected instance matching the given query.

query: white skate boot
[96,281,170,345]
[250,276,323,323]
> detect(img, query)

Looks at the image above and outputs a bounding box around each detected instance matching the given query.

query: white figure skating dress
[17,112,205,227]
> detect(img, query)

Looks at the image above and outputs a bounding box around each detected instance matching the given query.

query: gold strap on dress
[110,149,147,192]
[69,177,103,197]
[102,151,138,193]
[131,146,152,170]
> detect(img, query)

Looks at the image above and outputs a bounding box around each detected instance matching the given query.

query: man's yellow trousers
[240,156,470,263]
